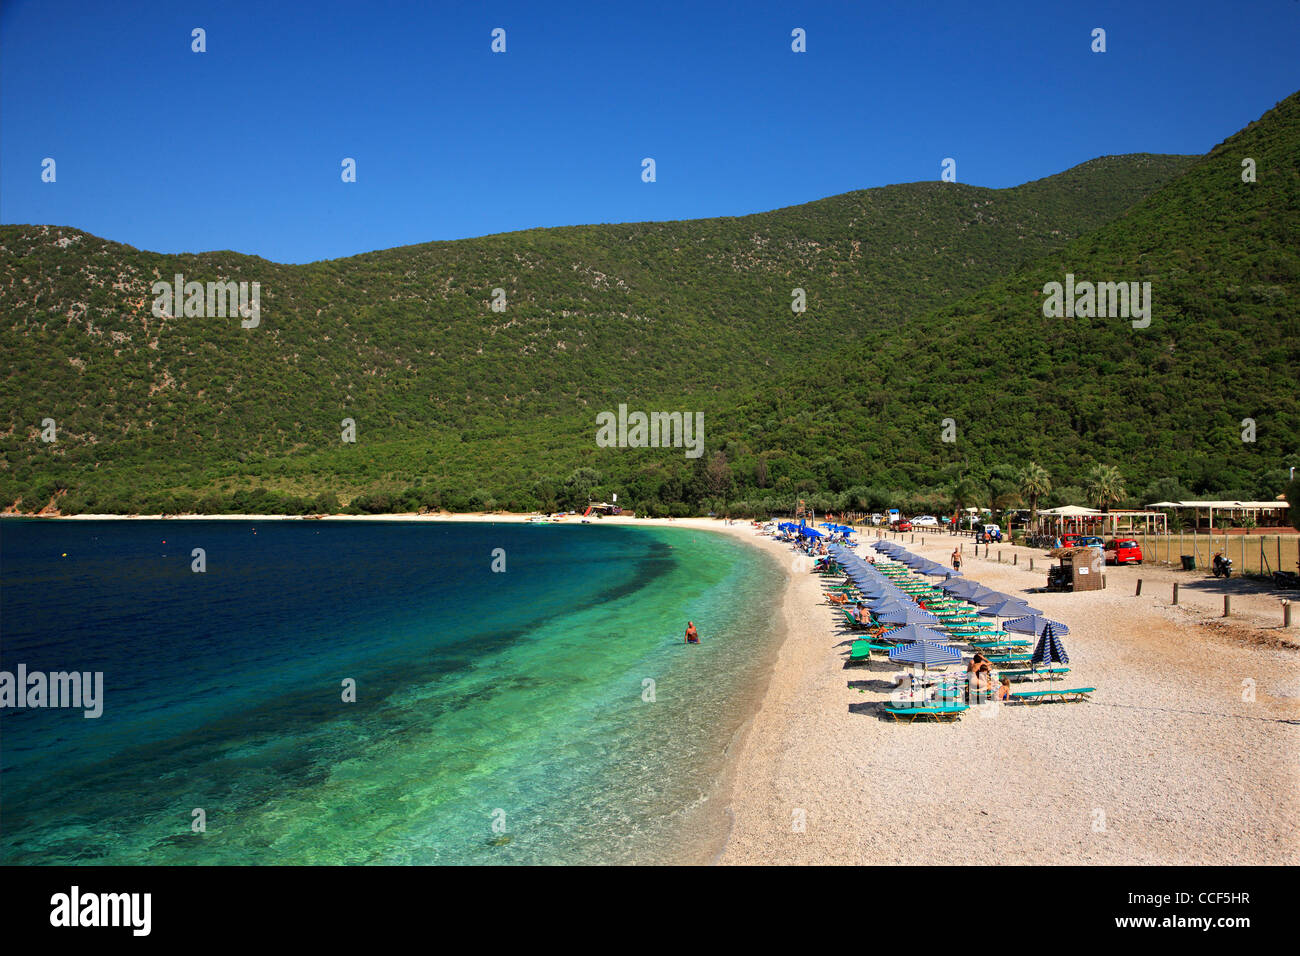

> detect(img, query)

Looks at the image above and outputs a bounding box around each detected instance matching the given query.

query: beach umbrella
[942,578,983,596]
[877,624,951,645]
[1003,614,1070,637]
[874,606,941,625]
[977,599,1041,618]
[888,640,962,674]
[969,589,1014,606]
[1031,622,1070,668]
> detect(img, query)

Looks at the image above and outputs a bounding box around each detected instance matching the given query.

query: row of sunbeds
[821,550,1093,721]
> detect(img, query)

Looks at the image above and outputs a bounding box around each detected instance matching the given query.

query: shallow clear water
[0,519,782,864]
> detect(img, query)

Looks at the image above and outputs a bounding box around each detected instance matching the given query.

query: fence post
[1029,557,1034,571]
[1285,603,1292,628]
[1136,579,1143,596]
[1223,595,1231,617]
[998,550,1002,563]
[1013,554,1018,566]
[1172,582,1179,605]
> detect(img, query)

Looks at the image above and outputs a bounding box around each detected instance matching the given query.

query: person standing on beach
[685,621,699,644]
[951,548,961,571]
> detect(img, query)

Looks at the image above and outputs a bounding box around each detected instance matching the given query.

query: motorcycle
[1212,553,1232,578]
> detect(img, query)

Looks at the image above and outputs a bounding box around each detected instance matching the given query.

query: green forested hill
[0,98,1290,519]
[711,92,1300,517]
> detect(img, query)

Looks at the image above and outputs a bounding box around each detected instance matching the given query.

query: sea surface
[0,519,783,864]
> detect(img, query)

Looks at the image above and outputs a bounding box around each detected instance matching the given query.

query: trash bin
[1181,555,1196,571]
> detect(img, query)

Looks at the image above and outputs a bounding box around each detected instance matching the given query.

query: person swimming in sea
[685,621,699,644]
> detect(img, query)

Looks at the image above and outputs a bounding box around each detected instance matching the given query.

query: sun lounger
[848,640,893,662]
[985,653,1033,664]
[882,702,969,722]
[1010,687,1094,704]
[997,667,1070,682]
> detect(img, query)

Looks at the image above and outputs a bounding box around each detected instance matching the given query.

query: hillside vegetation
[2,95,1293,519]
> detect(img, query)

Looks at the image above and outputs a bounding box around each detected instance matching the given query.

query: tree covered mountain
[707,92,1300,518]
[1,93,1293,518]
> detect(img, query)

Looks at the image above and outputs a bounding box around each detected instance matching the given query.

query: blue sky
[2,0,1297,263]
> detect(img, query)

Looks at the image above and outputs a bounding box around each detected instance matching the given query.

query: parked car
[913,515,940,527]
[976,523,1003,543]
[1104,539,1143,565]
[896,520,913,532]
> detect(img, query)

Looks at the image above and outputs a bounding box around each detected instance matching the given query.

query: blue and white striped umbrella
[969,589,1014,607]
[878,624,951,645]
[874,606,941,625]
[1031,622,1070,665]
[1003,614,1071,637]
[888,640,962,672]
[977,599,1041,618]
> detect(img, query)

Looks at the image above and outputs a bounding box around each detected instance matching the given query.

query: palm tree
[950,476,981,531]
[1084,464,1127,514]
[1018,462,1052,533]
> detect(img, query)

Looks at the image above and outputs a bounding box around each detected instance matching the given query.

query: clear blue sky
[2,0,1297,263]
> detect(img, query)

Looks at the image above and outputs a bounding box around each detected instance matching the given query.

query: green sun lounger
[1010,687,1094,704]
[882,702,970,722]
[970,639,1031,648]
[997,667,1070,682]
[985,653,1033,664]
[848,640,893,661]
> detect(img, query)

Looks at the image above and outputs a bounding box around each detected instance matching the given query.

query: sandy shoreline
[717,528,1300,865]
[10,513,1298,864]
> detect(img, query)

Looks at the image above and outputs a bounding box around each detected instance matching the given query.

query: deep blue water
[0,519,782,864]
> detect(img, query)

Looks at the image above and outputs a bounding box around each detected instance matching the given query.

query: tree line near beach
[1,94,1297,522]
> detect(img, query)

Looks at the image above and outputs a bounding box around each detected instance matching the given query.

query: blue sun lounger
[1010,687,1094,704]
[882,702,969,722]
[996,666,1071,682]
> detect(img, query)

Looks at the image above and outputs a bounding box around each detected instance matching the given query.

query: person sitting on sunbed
[967,662,995,700]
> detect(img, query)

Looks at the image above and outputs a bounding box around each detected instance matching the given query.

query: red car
[896,520,913,532]
[1104,539,1143,565]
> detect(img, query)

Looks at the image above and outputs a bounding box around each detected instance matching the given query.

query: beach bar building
[1038,505,1170,536]
[1145,500,1290,532]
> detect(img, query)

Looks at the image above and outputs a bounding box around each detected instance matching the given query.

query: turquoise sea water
[0,519,783,864]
